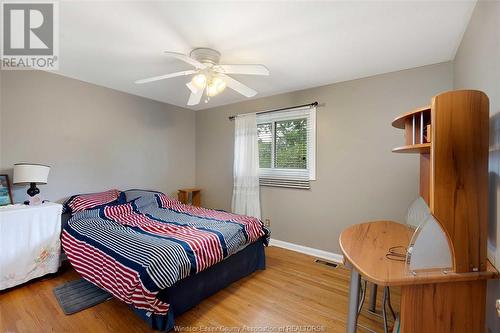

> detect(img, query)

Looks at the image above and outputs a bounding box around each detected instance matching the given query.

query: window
[257,106,316,188]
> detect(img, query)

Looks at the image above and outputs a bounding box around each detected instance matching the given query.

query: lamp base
[27,183,40,196]
[26,183,42,205]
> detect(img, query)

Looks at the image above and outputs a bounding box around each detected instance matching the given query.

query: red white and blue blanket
[62,190,269,323]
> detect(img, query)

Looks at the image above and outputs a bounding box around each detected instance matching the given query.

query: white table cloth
[0,202,62,290]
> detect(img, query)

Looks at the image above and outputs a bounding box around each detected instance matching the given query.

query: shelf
[392,105,431,129]
[392,143,431,154]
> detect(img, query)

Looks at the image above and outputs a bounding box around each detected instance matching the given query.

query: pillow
[64,189,125,215]
[124,189,164,202]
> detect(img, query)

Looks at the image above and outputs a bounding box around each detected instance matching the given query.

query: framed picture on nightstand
[0,174,13,206]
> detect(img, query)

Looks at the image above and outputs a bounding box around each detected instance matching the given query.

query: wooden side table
[177,188,201,206]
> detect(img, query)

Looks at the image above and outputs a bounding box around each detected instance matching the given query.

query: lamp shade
[13,163,50,185]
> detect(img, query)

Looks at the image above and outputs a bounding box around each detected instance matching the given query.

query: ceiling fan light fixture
[191,73,207,89]
[135,48,269,106]
[207,76,227,97]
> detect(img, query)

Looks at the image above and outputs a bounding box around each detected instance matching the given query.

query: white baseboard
[269,238,344,264]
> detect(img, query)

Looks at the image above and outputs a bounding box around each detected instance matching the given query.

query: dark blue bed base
[131,239,266,331]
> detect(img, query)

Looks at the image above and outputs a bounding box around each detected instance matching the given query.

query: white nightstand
[0,202,62,290]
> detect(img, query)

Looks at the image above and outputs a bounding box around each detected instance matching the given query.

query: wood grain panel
[178,190,189,204]
[431,90,489,273]
[400,280,486,333]
[178,188,202,206]
[419,153,430,205]
[339,221,497,286]
[191,190,201,206]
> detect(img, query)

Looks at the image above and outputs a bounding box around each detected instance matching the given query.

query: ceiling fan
[135,48,270,106]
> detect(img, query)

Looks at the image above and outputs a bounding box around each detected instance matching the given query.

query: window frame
[256,106,316,181]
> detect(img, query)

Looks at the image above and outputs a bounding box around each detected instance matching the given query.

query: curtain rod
[228,101,318,121]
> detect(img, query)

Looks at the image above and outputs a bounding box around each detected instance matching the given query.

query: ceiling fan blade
[186,82,199,93]
[164,51,207,69]
[187,85,204,106]
[135,70,196,84]
[214,64,269,76]
[220,74,257,97]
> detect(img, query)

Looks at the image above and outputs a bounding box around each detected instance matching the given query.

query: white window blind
[257,106,316,189]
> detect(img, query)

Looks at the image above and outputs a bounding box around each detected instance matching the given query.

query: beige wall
[0,70,196,203]
[196,62,453,253]
[453,1,500,332]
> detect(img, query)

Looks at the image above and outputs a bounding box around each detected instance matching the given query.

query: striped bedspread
[62,191,269,319]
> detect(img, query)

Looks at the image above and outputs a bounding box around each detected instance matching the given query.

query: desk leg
[368,283,378,312]
[347,268,361,333]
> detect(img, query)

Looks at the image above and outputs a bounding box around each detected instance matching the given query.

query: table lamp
[13,163,50,205]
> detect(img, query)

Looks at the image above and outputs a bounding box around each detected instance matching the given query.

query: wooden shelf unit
[342,90,495,333]
[393,90,489,273]
[392,106,432,153]
[390,90,491,332]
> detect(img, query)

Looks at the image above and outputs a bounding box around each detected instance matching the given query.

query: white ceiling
[56,1,476,110]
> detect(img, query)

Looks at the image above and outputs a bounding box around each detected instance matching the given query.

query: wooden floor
[0,246,399,332]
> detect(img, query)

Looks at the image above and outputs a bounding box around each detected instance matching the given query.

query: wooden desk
[340,221,498,333]
[349,90,495,332]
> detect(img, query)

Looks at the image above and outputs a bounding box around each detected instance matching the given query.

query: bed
[61,189,269,331]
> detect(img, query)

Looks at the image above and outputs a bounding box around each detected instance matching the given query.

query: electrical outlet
[264,219,271,227]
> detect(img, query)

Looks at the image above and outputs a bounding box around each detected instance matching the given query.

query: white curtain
[231,113,261,219]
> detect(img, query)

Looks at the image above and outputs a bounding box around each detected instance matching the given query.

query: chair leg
[347,269,361,333]
[382,287,389,333]
[357,279,367,315]
[385,286,396,321]
[368,283,378,312]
